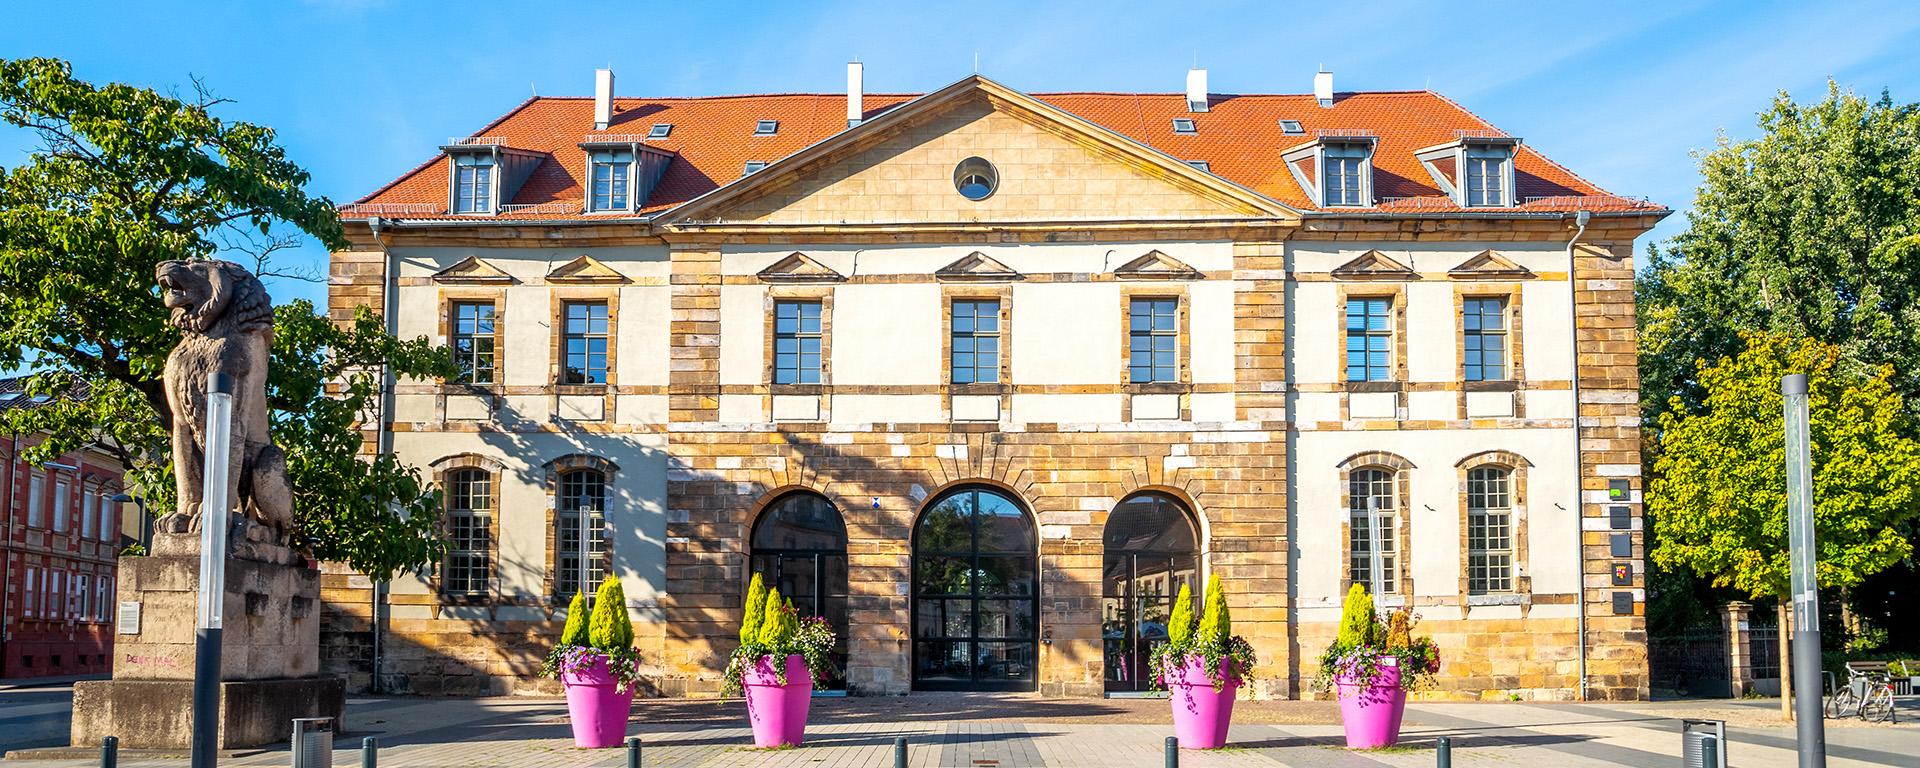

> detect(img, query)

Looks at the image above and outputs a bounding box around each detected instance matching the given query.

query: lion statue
[155,259,295,545]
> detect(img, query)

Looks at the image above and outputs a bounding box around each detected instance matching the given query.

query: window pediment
[1331,250,1416,281]
[757,252,845,283]
[432,256,517,285]
[1114,250,1201,281]
[935,251,1021,282]
[1448,250,1534,280]
[545,255,628,284]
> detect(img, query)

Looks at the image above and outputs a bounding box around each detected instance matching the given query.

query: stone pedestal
[1723,601,1753,697]
[69,539,345,750]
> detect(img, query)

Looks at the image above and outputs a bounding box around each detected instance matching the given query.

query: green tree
[1335,584,1377,648]
[1195,575,1230,646]
[0,57,455,577]
[740,573,767,645]
[558,590,589,647]
[1649,333,1920,601]
[1166,582,1194,648]
[757,589,795,647]
[588,576,634,650]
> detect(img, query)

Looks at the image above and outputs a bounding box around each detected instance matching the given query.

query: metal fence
[1650,624,1732,698]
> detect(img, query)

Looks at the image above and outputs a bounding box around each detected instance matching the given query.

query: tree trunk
[1779,602,1792,721]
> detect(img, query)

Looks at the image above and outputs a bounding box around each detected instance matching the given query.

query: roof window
[743,160,768,175]
[1171,118,1196,134]
[1414,136,1520,207]
[647,123,672,139]
[1185,160,1211,172]
[1279,119,1304,135]
[953,157,998,201]
[754,120,779,136]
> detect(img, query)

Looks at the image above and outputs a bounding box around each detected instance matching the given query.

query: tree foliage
[1165,582,1194,648]
[1195,575,1230,646]
[588,576,634,650]
[0,57,456,577]
[1649,333,1920,599]
[558,590,589,647]
[1335,583,1377,648]
[740,572,767,645]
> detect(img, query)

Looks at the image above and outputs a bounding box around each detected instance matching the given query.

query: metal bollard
[1164,736,1179,767]
[893,736,907,767]
[361,736,377,768]
[1698,735,1720,768]
[99,736,117,768]
[626,736,642,768]
[1435,736,1451,768]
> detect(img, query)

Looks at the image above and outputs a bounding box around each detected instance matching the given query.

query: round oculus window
[953,157,998,201]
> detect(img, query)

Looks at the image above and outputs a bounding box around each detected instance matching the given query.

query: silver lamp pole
[1782,374,1826,766]
[1367,496,1386,605]
[192,372,235,768]
[579,502,594,608]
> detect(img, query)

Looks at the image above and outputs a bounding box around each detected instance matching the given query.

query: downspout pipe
[1566,209,1592,700]
[371,216,395,695]
[2,431,17,667]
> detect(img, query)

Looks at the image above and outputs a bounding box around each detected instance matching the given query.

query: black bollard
[893,736,907,768]
[1164,736,1179,768]
[1435,736,1451,768]
[626,736,642,768]
[361,736,377,768]
[1699,734,1719,768]
[100,736,117,768]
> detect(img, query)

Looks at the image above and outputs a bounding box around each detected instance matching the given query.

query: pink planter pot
[742,654,812,748]
[1163,655,1239,749]
[1334,657,1406,749]
[561,654,636,749]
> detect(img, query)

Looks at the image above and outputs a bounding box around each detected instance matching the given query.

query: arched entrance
[1101,492,1200,693]
[749,491,848,689]
[911,485,1039,691]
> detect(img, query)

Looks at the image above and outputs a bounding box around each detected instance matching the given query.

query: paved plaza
[3,681,1917,767]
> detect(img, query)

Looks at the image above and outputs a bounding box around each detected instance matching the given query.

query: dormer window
[647,123,672,139]
[588,148,633,212]
[1415,136,1519,208]
[1281,135,1375,208]
[754,120,779,136]
[451,153,496,214]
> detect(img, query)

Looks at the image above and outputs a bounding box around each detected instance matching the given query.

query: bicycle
[1826,669,1898,723]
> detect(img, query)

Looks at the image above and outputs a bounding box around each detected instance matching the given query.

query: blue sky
[4,0,1919,307]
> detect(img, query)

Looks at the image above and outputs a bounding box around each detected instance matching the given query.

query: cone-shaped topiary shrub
[559,589,590,647]
[1167,582,1195,648]
[757,589,796,647]
[1335,583,1376,649]
[588,576,634,651]
[1196,575,1230,646]
[741,573,767,645]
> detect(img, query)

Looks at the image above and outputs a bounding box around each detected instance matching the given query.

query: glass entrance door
[1101,493,1200,693]
[912,486,1039,691]
[750,493,849,689]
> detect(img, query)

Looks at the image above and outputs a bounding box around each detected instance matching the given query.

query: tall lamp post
[191,372,236,768]
[1782,373,1826,767]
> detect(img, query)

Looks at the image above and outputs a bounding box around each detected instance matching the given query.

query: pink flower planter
[560,654,635,748]
[1334,657,1406,749]
[1163,655,1239,749]
[742,654,812,748]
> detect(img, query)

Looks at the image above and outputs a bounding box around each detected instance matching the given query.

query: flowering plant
[721,574,838,696]
[1147,575,1258,692]
[1312,584,1440,693]
[540,576,648,694]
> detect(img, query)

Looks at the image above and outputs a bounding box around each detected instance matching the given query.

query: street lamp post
[1781,373,1825,767]
[191,372,236,768]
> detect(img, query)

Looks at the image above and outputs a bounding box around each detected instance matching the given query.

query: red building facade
[1,383,126,679]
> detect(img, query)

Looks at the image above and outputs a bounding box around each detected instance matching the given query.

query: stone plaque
[116,601,141,635]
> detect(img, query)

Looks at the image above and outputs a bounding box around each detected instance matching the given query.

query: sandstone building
[324,66,1666,700]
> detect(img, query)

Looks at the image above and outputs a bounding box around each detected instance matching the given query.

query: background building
[325,67,1665,700]
[0,377,127,679]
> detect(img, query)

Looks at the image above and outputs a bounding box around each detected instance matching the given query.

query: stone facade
[323,78,1662,701]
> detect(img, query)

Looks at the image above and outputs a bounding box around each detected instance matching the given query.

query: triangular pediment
[1332,250,1417,280]
[1448,249,1535,279]
[1114,249,1201,281]
[935,251,1022,282]
[545,255,628,284]
[657,76,1294,227]
[757,252,845,283]
[432,256,516,284]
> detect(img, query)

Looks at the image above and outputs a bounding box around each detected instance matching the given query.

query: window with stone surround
[774,300,823,385]
[75,573,89,622]
[82,488,97,539]
[555,469,609,600]
[442,468,493,597]
[27,473,43,528]
[451,301,498,384]
[97,492,115,542]
[1348,468,1399,594]
[1467,466,1515,593]
[951,299,1001,384]
[561,301,610,385]
[1128,297,1179,384]
[1462,297,1507,382]
[22,566,36,617]
[53,478,69,533]
[1345,297,1393,382]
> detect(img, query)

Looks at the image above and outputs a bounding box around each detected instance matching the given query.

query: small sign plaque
[117,600,141,635]
[1609,505,1631,530]
[1608,479,1632,502]
[1610,533,1633,557]
[1612,562,1633,586]
[1611,591,1634,615]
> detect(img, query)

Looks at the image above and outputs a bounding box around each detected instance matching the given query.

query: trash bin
[292,717,334,768]
[1681,719,1726,768]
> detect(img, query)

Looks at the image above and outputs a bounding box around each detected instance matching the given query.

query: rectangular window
[1323,144,1368,206]
[23,566,37,617]
[53,480,69,532]
[1463,297,1507,382]
[1345,297,1393,382]
[589,149,632,211]
[773,300,823,385]
[950,299,1001,384]
[555,471,609,600]
[443,470,493,597]
[647,123,672,139]
[1349,469,1399,594]
[1128,298,1178,384]
[450,301,498,384]
[96,577,111,622]
[1467,468,1515,593]
[1464,146,1508,207]
[75,573,90,622]
[98,494,116,542]
[560,302,610,385]
[754,119,779,135]
[27,473,44,527]
[452,155,495,214]
[82,492,97,539]
[47,570,62,620]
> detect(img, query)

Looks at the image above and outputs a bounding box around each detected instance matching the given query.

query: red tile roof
[342,88,1662,220]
